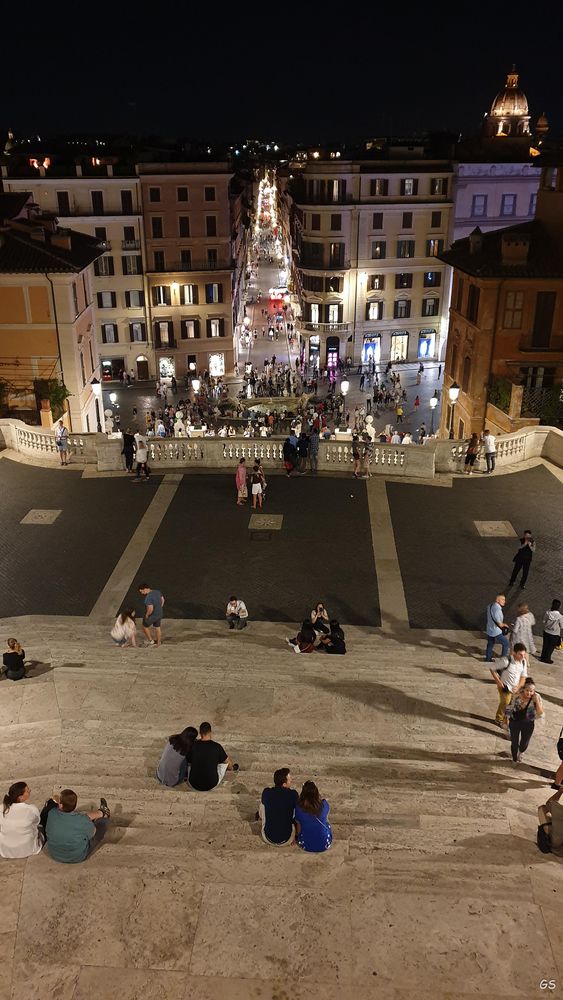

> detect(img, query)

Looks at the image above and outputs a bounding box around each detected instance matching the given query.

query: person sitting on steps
[157,726,198,786]
[45,788,110,863]
[226,596,248,630]
[257,767,298,846]
[187,722,239,791]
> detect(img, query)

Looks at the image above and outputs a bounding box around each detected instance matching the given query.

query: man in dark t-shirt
[188,721,235,791]
[259,767,298,845]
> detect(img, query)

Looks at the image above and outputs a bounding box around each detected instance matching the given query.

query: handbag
[557,727,563,761]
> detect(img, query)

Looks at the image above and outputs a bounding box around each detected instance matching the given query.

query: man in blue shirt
[46,789,110,863]
[138,582,165,646]
[258,768,298,846]
[485,594,509,662]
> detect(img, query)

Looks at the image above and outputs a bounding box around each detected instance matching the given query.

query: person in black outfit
[121,428,136,473]
[187,722,238,791]
[317,621,347,655]
[258,767,298,845]
[509,530,535,590]
[2,638,26,680]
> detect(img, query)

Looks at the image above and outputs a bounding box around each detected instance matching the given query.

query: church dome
[490,69,529,117]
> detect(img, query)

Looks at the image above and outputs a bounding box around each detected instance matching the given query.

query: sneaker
[99,797,110,818]
[144,639,155,647]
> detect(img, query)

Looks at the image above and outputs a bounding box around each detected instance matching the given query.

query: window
[325,275,342,293]
[80,352,86,388]
[205,216,217,237]
[179,216,190,237]
[328,304,339,324]
[181,284,198,305]
[402,212,413,228]
[56,191,70,214]
[208,352,225,377]
[501,194,516,216]
[422,297,439,317]
[177,186,188,202]
[329,242,344,267]
[531,291,556,348]
[462,356,471,393]
[370,178,388,196]
[330,213,342,231]
[94,226,107,242]
[94,256,114,277]
[471,194,487,218]
[129,322,146,342]
[503,291,524,328]
[311,213,321,231]
[424,271,441,287]
[426,239,443,257]
[181,319,200,339]
[205,282,222,304]
[181,249,192,268]
[519,364,556,389]
[153,250,165,270]
[529,192,537,216]
[96,291,116,309]
[397,240,415,258]
[120,190,133,213]
[418,330,436,358]
[395,273,413,289]
[122,255,142,275]
[431,211,442,228]
[431,177,447,195]
[123,225,135,242]
[207,248,217,267]
[366,301,383,321]
[371,240,386,259]
[305,242,323,264]
[204,186,216,202]
[151,217,163,238]
[400,178,418,196]
[466,284,480,324]
[101,323,117,344]
[91,191,104,214]
[303,275,323,292]
[152,285,171,306]
[455,278,464,312]
[372,212,383,229]
[125,290,144,308]
[149,187,160,203]
[210,319,221,337]
[394,299,411,319]
[310,303,320,324]
[157,321,171,346]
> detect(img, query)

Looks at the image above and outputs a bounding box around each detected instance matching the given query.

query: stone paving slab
[387,464,563,631]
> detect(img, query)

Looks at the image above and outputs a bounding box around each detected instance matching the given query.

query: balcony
[122,239,140,251]
[148,260,234,274]
[299,260,350,271]
[303,322,350,334]
[518,333,563,353]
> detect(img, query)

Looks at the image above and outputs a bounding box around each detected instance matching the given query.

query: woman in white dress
[511,603,537,656]
[0,782,44,858]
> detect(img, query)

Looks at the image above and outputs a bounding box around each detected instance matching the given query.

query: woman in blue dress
[295,781,332,853]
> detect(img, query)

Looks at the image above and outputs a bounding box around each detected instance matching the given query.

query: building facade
[287,155,453,369]
[438,163,563,439]
[0,193,104,431]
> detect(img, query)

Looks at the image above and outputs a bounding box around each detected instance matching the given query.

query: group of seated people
[286,603,347,655]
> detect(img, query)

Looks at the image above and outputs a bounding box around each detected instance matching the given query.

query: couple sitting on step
[0,782,110,864]
[258,767,332,853]
[156,721,239,790]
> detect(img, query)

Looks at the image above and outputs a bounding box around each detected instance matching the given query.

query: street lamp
[192,378,201,393]
[340,379,349,429]
[429,392,438,435]
[91,378,102,432]
[448,381,460,439]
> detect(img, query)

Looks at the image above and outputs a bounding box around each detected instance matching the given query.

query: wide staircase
[2,617,562,999]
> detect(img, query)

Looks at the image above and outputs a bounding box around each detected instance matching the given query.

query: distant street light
[429,392,438,435]
[340,379,350,429]
[448,381,460,439]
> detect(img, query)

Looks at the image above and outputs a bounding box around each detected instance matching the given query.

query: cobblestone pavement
[388,463,563,635]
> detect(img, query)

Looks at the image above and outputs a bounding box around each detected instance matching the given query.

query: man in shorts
[138,583,164,646]
[55,419,69,466]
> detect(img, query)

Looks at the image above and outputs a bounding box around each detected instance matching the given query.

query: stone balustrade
[0,419,104,463]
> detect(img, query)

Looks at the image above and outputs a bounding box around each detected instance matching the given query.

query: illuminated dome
[483,67,531,138]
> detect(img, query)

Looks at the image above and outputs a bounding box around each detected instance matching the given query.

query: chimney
[501,232,530,266]
[51,230,72,250]
[29,227,46,243]
[468,227,483,254]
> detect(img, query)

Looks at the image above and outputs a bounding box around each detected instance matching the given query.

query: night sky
[1,2,561,142]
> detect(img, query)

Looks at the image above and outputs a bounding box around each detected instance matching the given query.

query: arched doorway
[136,355,149,380]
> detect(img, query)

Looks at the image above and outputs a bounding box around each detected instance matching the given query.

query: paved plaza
[1,454,563,998]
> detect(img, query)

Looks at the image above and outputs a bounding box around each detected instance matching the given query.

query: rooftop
[439,220,563,278]
[0,216,104,273]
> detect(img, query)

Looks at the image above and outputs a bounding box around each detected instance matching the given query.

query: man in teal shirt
[46,789,110,863]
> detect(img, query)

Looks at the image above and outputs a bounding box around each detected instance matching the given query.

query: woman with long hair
[0,781,44,858]
[464,433,480,474]
[505,678,544,763]
[110,609,137,648]
[510,603,537,656]
[2,638,25,680]
[294,781,332,853]
[286,622,317,654]
[156,727,198,786]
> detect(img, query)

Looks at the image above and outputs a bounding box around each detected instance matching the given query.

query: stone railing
[0,419,104,463]
[433,425,558,474]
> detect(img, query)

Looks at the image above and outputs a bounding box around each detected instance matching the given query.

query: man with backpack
[489,643,528,727]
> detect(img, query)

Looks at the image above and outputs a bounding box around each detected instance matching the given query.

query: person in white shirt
[0,782,44,858]
[541,600,563,664]
[226,596,248,630]
[110,609,137,648]
[134,437,150,480]
[489,643,528,726]
[390,431,402,444]
[402,432,413,444]
[482,428,496,473]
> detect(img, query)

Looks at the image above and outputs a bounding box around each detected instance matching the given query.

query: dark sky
[1,2,561,142]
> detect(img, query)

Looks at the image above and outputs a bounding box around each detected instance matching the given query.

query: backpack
[537,823,552,854]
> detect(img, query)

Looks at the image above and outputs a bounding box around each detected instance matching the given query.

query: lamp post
[91,377,102,432]
[429,391,438,435]
[448,381,460,439]
[340,379,349,430]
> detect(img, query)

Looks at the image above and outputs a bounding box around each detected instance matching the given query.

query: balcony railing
[303,322,350,333]
[299,260,350,271]
[148,260,234,273]
[122,239,140,251]
[518,333,563,352]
